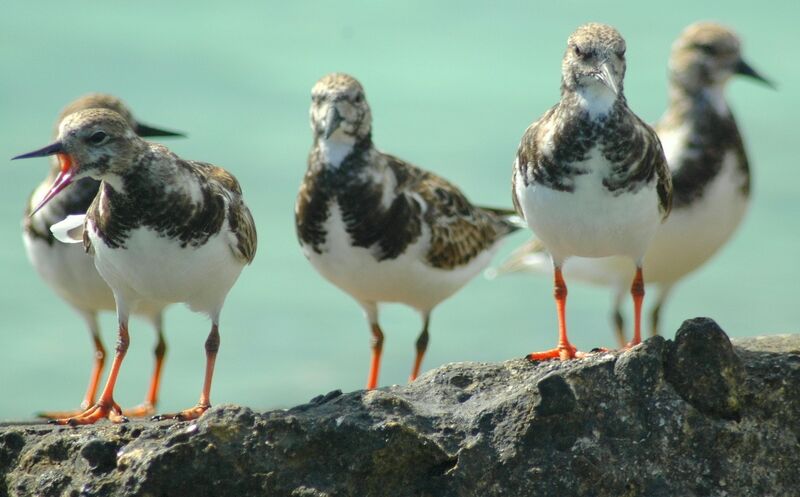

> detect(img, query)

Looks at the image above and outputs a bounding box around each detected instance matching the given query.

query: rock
[664,317,746,420]
[1,317,799,497]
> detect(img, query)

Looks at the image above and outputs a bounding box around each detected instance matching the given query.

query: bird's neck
[562,85,624,121]
[313,133,373,170]
[667,83,730,121]
[559,88,624,127]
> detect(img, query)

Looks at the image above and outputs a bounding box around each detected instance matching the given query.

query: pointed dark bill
[12,141,76,216]
[594,60,619,95]
[323,106,343,139]
[11,141,64,160]
[135,122,185,138]
[735,59,775,89]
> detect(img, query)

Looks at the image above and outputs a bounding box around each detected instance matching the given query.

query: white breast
[516,148,662,265]
[525,149,748,288]
[301,201,501,312]
[87,220,245,319]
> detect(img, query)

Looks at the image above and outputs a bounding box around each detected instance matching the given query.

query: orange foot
[152,403,210,422]
[622,341,642,351]
[122,402,156,418]
[37,406,91,420]
[50,401,128,426]
[526,344,588,361]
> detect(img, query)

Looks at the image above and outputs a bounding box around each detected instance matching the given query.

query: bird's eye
[694,43,718,56]
[354,93,364,103]
[88,131,108,145]
[574,45,583,57]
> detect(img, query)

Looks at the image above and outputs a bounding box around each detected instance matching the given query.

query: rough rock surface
[1,317,799,497]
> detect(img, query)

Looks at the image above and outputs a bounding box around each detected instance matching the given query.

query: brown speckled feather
[386,154,520,269]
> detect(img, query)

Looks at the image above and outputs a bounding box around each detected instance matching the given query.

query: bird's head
[561,23,627,100]
[14,109,144,215]
[310,73,372,144]
[57,93,185,139]
[669,22,773,92]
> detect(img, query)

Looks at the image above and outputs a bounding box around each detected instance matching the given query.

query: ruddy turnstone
[498,22,771,346]
[14,109,257,424]
[511,23,672,360]
[296,73,520,389]
[23,94,183,419]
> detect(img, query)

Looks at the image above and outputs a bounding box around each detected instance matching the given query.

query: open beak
[12,142,76,216]
[323,106,343,139]
[735,59,775,89]
[594,60,619,96]
[135,122,186,138]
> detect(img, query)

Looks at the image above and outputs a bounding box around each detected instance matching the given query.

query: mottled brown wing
[194,162,257,264]
[228,200,257,264]
[647,126,673,220]
[390,156,513,270]
[511,111,553,216]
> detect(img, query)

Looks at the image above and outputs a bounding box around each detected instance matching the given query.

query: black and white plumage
[498,22,771,345]
[511,23,672,360]
[14,109,257,425]
[296,73,520,389]
[23,94,183,419]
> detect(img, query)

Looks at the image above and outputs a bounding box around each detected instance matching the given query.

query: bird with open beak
[22,94,184,420]
[14,109,256,425]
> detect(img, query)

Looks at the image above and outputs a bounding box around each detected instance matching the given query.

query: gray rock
[1,317,799,497]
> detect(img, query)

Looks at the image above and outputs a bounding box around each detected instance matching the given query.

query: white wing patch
[50,214,86,244]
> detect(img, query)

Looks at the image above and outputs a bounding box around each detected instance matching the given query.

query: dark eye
[354,93,364,103]
[88,131,108,145]
[694,43,718,56]
[574,45,583,56]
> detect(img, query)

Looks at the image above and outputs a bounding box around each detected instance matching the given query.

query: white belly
[516,155,662,264]
[551,151,748,287]
[88,222,244,318]
[23,233,117,313]
[302,203,499,311]
[642,152,748,282]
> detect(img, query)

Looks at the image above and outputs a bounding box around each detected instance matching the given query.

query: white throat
[319,137,355,168]
[700,85,730,117]
[575,84,618,119]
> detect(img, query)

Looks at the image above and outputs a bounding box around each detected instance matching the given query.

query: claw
[122,403,156,418]
[526,344,588,361]
[152,403,210,422]
[52,400,127,426]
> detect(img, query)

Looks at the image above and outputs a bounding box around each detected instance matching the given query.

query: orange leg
[52,321,130,426]
[153,324,218,421]
[626,267,645,349]
[38,329,106,420]
[367,324,384,390]
[123,330,166,418]
[409,314,430,382]
[528,267,585,361]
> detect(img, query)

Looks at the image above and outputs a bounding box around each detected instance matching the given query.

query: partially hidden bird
[14,108,257,424]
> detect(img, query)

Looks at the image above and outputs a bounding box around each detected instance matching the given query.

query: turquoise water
[0,1,797,420]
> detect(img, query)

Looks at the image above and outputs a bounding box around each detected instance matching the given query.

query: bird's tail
[485,237,551,279]
[477,205,527,235]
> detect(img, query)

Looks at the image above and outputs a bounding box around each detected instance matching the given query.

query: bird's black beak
[735,59,776,89]
[323,106,344,139]
[13,141,76,216]
[594,60,619,96]
[12,141,64,160]
[135,122,186,138]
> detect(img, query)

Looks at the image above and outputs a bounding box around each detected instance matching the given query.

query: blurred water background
[0,1,796,420]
